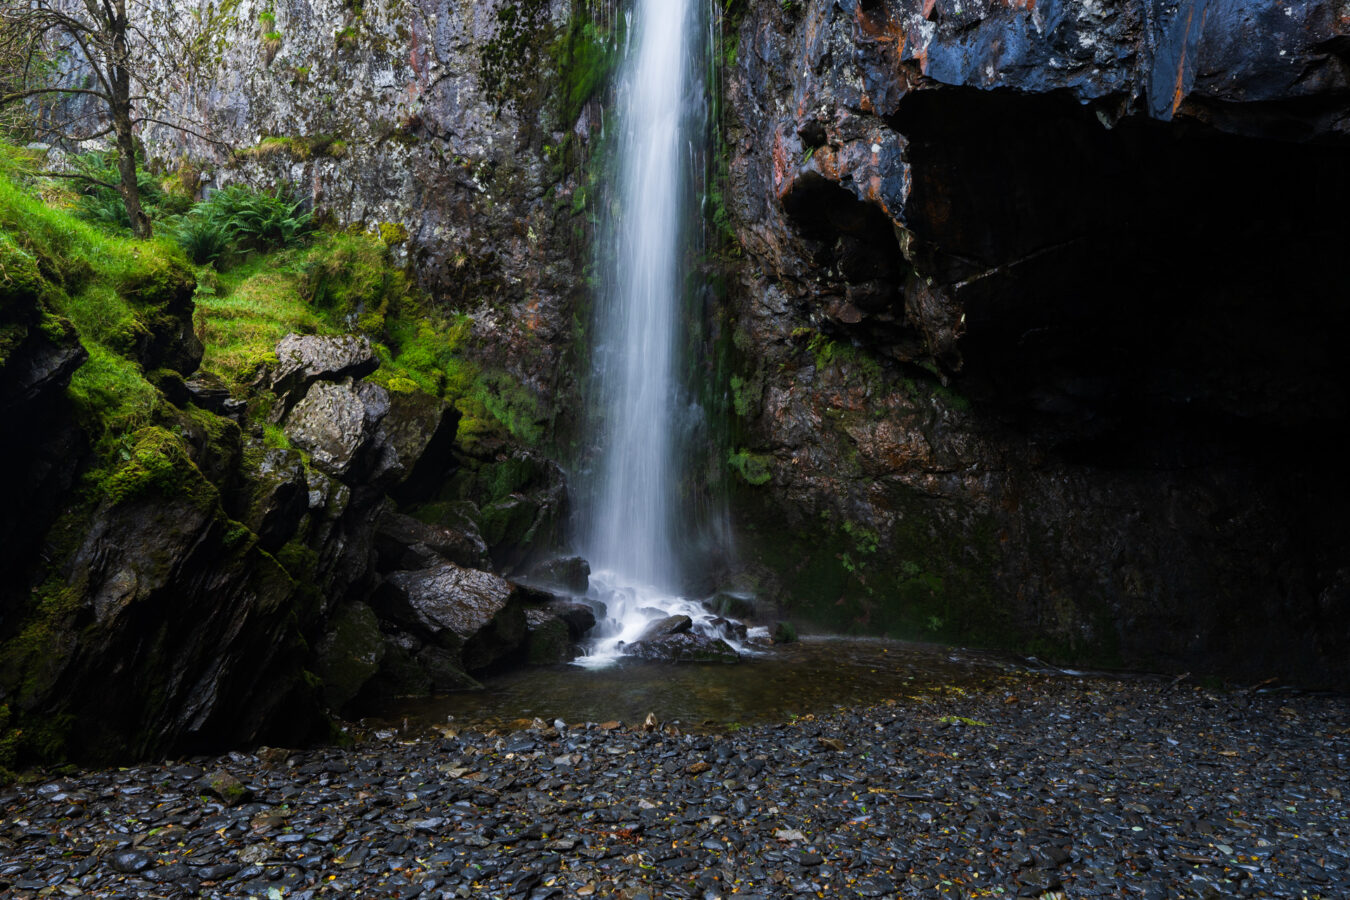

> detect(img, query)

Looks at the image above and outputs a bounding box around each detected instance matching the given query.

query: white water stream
[576,0,752,666]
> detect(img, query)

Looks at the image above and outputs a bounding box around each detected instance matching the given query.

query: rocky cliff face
[134,0,608,442]
[721,0,1350,686]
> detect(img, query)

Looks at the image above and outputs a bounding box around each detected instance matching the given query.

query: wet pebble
[1,673,1346,898]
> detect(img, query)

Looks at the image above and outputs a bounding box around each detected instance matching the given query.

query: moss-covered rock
[523,608,571,665]
[313,601,386,711]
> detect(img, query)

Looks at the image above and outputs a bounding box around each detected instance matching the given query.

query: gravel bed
[2,671,1347,898]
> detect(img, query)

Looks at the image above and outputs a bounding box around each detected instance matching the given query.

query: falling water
[577,0,746,665]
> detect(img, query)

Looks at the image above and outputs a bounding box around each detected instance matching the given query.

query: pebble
[0,673,1346,898]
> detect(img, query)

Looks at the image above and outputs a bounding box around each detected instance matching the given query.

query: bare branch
[36,170,119,190]
[1,86,112,105]
[131,115,229,148]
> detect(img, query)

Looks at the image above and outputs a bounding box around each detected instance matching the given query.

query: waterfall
[576,0,743,665]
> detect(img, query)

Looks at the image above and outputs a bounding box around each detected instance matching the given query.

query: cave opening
[890,87,1350,473]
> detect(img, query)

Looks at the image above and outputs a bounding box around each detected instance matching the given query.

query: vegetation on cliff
[0,143,552,771]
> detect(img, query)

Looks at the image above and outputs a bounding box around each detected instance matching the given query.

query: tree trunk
[108,0,149,239]
[112,104,149,238]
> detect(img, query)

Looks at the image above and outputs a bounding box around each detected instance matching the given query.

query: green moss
[237,134,348,162]
[67,343,161,436]
[727,448,772,486]
[0,164,203,445]
[0,231,45,308]
[377,221,408,246]
[799,330,884,383]
[95,426,213,506]
[719,0,749,67]
[551,7,623,125]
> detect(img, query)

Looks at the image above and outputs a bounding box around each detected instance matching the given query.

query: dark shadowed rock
[548,601,598,640]
[625,632,739,664]
[526,556,591,594]
[416,645,482,691]
[244,446,309,553]
[374,509,490,571]
[636,615,693,643]
[719,0,1350,686]
[383,389,461,499]
[183,370,234,414]
[313,601,386,710]
[524,608,573,665]
[374,563,527,672]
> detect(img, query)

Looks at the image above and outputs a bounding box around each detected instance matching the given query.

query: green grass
[0,168,192,439]
[66,344,160,434]
[194,256,323,387]
[3,145,544,461]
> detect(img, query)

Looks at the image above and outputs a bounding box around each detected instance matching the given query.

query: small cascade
[576,0,750,665]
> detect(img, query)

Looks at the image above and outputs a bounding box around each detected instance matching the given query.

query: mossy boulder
[313,601,386,711]
[523,608,572,665]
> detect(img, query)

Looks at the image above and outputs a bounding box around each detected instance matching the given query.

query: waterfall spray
[577,0,747,665]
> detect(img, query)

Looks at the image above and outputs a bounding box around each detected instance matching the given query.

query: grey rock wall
[720,0,1350,687]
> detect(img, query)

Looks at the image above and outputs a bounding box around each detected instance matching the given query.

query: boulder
[312,601,386,710]
[358,630,433,701]
[625,632,739,664]
[636,615,692,644]
[526,556,591,594]
[415,645,483,692]
[244,446,309,553]
[382,390,461,500]
[183,371,233,414]
[373,563,527,672]
[548,601,598,640]
[373,509,490,571]
[523,608,573,665]
[282,379,395,482]
[270,333,377,411]
[709,616,749,643]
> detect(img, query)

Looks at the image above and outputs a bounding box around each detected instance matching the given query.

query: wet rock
[636,615,693,643]
[202,770,250,806]
[282,379,394,482]
[524,609,573,665]
[625,632,739,664]
[526,556,591,594]
[108,850,151,874]
[548,602,598,641]
[709,616,749,643]
[374,509,490,571]
[313,601,386,710]
[374,562,527,672]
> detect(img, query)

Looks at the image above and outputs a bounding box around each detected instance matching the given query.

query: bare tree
[0,0,237,237]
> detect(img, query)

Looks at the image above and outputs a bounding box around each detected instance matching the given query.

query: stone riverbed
[1,665,1347,898]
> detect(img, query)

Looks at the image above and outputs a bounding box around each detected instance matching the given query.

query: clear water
[379,638,1028,733]
[579,0,735,663]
